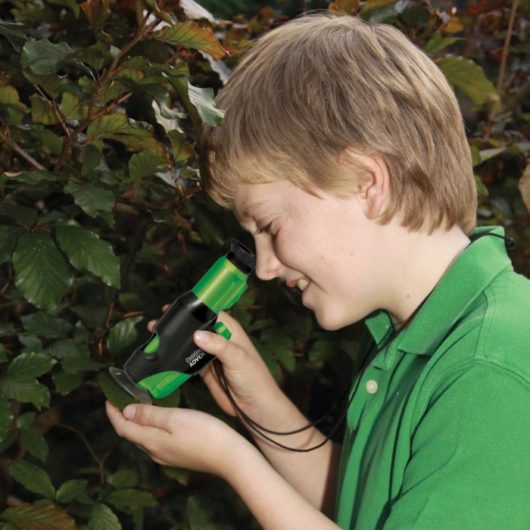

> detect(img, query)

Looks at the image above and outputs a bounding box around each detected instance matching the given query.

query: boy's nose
[254,240,282,281]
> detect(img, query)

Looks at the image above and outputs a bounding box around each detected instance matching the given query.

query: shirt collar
[365,226,513,361]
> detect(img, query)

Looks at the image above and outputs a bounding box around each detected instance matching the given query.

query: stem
[33,84,72,140]
[55,423,106,485]
[496,0,519,95]
[53,12,159,175]
[484,0,519,139]
[0,127,45,170]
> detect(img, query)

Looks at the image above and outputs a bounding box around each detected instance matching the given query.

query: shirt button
[366,380,378,394]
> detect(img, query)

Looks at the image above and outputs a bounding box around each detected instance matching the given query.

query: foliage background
[0,0,528,528]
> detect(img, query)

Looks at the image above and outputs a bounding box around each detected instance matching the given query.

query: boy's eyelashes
[255,221,275,236]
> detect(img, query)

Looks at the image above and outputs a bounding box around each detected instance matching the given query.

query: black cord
[471,231,516,251]
[213,337,377,452]
[216,231,516,452]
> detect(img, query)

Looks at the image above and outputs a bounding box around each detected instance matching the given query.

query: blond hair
[200,13,477,233]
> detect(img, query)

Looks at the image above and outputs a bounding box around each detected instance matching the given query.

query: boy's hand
[105,401,242,478]
[193,311,288,426]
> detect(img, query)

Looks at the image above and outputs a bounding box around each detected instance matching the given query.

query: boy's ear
[339,148,390,220]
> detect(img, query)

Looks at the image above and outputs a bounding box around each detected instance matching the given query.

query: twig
[0,127,45,170]
[55,423,105,485]
[497,0,519,95]
[53,13,160,175]
[484,0,520,139]
[32,83,72,140]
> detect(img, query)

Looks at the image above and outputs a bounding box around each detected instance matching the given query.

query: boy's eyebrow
[236,200,268,221]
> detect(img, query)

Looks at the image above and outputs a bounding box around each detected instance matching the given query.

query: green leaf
[29,125,64,155]
[16,412,36,430]
[21,312,73,338]
[55,221,121,288]
[61,356,104,374]
[128,152,168,180]
[168,130,194,163]
[10,461,55,498]
[12,233,71,310]
[87,113,163,153]
[64,180,115,222]
[21,39,74,75]
[30,94,58,125]
[0,20,27,50]
[0,398,14,444]
[106,489,156,513]
[260,330,295,373]
[109,469,138,489]
[52,370,83,395]
[359,0,396,22]
[4,169,56,186]
[437,56,497,106]
[187,83,224,127]
[106,316,143,355]
[60,92,88,121]
[1,202,37,228]
[187,496,214,528]
[47,339,88,359]
[478,147,508,164]
[88,504,122,530]
[162,466,190,486]
[154,22,226,60]
[1,503,76,530]
[56,479,89,503]
[0,431,16,453]
[0,225,20,264]
[98,371,136,410]
[23,71,70,99]
[47,339,104,373]
[8,353,55,378]
[20,429,49,462]
[0,376,50,409]
[425,33,462,54]
[308,339,337,365]
[0,86,29,124]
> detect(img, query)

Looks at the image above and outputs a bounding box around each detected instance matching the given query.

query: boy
[106,14,530,529]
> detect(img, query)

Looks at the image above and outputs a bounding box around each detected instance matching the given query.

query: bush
[0,0,528,528]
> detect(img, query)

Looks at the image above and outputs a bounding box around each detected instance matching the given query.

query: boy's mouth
[287,276,310,291]
[297,277,310,291]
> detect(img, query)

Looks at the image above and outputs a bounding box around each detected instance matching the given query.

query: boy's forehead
[232,182,279,219]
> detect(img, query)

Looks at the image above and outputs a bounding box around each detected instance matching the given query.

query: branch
[32,83,72,141]
[53,12,160,175]
[497,0,519,95]
[55,423,104,484]
[0,127,45,170]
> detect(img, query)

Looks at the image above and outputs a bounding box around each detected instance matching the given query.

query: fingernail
[123,405,136,420]
[194,330,207,344]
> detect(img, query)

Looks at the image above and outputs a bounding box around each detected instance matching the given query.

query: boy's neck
[382,223,470,329]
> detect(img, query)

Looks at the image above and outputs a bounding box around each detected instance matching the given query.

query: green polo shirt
[335,226,530,529]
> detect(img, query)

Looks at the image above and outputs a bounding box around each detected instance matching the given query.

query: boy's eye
[256,222,274,236]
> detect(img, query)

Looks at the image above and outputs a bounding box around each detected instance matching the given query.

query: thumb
[123,404,174,431]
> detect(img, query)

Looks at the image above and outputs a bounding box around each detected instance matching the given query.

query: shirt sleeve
[383,361,530,530]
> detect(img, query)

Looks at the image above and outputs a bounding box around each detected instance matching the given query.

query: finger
[123,403,178,430]
[193,329,245,368]
[217,311,258,353]
[147,304,171,332]
[106,401,169,445]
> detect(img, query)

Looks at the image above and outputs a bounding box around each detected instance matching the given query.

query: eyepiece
[227,239,256,275]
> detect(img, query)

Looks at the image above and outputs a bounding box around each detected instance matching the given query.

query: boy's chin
[314,309,356,331]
